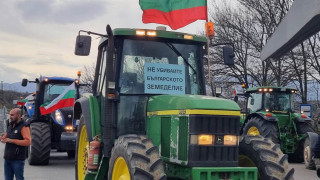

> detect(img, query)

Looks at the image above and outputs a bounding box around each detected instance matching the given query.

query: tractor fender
[74,97,93,142]
[245,112,278,124]
[294,116,313,123]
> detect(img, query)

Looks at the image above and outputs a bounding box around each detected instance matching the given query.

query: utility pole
[0,81,3,108]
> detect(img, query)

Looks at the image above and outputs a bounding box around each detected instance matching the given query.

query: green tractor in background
[73,25,294,180]
[241,86,317,169]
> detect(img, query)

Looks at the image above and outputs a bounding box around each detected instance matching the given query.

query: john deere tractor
[73,25,293,180]
[21,76,79,165]
[241,86,317,169]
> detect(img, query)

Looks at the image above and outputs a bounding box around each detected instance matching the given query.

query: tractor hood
[147,95,240,112]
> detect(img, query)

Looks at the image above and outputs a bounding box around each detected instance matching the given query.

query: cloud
[16,0,109,24]
[0,64,34,83]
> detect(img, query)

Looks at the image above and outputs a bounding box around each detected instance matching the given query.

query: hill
[3,82,36,93]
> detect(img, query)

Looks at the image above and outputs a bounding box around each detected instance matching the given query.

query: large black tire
[108,135,166,180]
[304,137,316,169]
[242,116,279,143]
[28,122,51,165]
[239,135,294,180]
[289,122,316,163]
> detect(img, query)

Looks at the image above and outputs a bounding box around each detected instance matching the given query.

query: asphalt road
[0,143,75,180]
[0,143,319,180]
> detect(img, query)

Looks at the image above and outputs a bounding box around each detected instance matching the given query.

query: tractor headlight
[224,135,238,146]
[190,134,238,146]
[65,125,74,131]
[198,134,214,145]
[54,110,65,126]
[190,134,215,145]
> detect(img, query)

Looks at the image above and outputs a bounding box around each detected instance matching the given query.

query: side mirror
[22,79,28,87]
[223,45,235,66]
[75,35,92,56]
[234,96,238,103]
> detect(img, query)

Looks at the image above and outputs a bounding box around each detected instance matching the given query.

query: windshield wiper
[165,42,197,74]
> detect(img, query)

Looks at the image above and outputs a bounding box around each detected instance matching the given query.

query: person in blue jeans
[1,108,31,180]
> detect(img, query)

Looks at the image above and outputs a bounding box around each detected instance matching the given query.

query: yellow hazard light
[224,135,238,146]
[198,134,214,145]
[184,34,193,40]
[147,31,157,36]
[136,30,146,36]
[77,71,81,77]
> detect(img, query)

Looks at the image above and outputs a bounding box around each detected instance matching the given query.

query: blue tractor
[21,76,79,165]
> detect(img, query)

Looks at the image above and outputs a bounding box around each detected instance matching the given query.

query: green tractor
[73,25,294,180]
[241,86,317,169]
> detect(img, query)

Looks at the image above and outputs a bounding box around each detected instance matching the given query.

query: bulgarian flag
[139,0,207,30]
[40,82,75,115]
[17,99,28,106]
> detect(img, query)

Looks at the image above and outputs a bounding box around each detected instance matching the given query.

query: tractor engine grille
[188,115,240,167]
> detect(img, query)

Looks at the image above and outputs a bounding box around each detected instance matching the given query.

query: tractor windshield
[264,92,293,113]
[43,83,72,103]
[119,39,202,95]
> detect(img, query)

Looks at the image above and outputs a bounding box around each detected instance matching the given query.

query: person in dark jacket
[0,108,31,180]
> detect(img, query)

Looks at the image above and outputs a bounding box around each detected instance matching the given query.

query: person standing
[0,108,31,180]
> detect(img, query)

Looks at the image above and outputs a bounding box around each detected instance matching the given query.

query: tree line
[207,0,320,105]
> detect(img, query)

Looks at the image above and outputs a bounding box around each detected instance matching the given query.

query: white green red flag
[40,82,75,115]
[139,0,207,30]
[17,99,28,106]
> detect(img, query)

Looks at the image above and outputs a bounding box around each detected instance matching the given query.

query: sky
[0,0,219,83]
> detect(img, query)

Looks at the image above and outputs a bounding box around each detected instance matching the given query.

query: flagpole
[206,0,214,96]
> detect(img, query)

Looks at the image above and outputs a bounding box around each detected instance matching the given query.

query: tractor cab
[245,87,297,115]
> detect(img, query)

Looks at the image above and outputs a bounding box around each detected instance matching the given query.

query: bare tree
[207,0,298,94]
[80,61,96,93]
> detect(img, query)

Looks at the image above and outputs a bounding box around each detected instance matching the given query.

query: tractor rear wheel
[304,137,316,169]
[289,122,316,163]
[239,135,294,180]
[108,135,167,180]
[242,116,279,143]
[28,122,51,165]
[75,115,89,180]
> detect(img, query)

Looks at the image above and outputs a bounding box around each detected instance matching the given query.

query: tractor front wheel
[242,116,279,143]
[108,135,167,180]
[239,135,294,180]
[75,115,89,180]
[28,122,51,165]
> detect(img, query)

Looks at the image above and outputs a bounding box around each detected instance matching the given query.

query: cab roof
[99,28,207,44]
[246,86,297,94]
[40,76,75,82]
